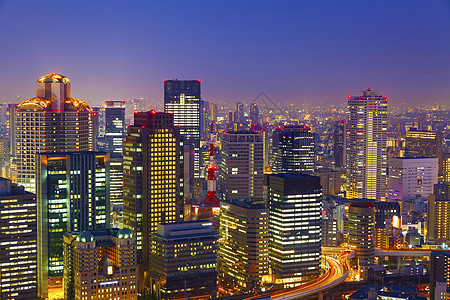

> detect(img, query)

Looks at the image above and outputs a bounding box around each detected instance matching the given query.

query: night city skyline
[1,1,450,300]
[0,1,449,106]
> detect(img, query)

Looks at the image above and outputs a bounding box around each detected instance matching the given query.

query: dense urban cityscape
[1,1,450,300]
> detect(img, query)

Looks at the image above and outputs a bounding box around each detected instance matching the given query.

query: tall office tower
[0,137,10,176]
[236,102,245,123]
[15,73,94,193]
[346,89,388,201]
[373,201,400,249]
[63,229,137,300]
[123,111,182,286]
[0,178,37,299]
[266,174,322,286]
[203,100,210,139]
[316,168,345,196]
[219,131,264,201]
[430,250,450,299]
[443,154,450,184]
[405,129,444,175]
[427,183,450,242]
[228,109,237,123]
[37,151,110,299]
[348,199,375,265]
[250,102,259,125]
[110,153,124,210]
[271,125,315,175]
[211,103,218,122]
[219,200,269,293]
[333,120,346,168]
[387,157,438,201]
[92,106,105,139]
[164,80,202,179]
[104,100,125,210]
[104,100,126,153]
[149,221,218,299]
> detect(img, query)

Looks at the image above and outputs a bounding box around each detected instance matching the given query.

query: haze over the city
[0,0,449,106]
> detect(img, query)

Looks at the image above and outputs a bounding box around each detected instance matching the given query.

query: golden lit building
[122,111,183,288]
[346,89,388,201]
[219,199,269,293]
[15,73,96,193]
[442,153,450,185]
[427,183,450,243]
[63,229,137,300]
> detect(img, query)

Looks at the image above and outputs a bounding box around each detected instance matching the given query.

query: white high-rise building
[388,157,438,201]
[346,89,388,201]
[15,73,94,193]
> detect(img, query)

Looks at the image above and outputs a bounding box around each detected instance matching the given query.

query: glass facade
[164,80,202,179]
[37,152,110,299]
[266,173,322,287]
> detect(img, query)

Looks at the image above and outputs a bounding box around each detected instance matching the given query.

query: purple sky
[0,1,449,106]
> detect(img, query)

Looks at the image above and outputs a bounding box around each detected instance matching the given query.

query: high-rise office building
[63,228,137,300]
[266,173,322,286]
[103,100,126,210]
[164,80,202,179]
[104,100,126,154]
[219,199,269,293]
[430,250,450,299]
[346,89,388,201]
[149,221,218,299]
[236,102,245,124]
[322,218,339,247]
[37,151,110,299]
[211,103,218,122]
[348,199,375,265]
[0,178,37,299]
[427,183,450,243]
[405,128,444,177]
[333,120,345,168]
[442,153,450,185]
[271,125,315,175]
[387,157,438,201]
[15,73,95,193]
[219,131,264,201]
[249,102,259,125]
[123,111,183,287]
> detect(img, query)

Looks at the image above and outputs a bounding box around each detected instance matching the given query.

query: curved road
[246,251,352,300]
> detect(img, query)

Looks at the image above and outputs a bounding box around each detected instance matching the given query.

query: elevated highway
[246,251,354,300]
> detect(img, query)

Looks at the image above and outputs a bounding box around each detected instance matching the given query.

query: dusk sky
[0,1,449,106]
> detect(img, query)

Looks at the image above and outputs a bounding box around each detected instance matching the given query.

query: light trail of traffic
[245,251,352,300]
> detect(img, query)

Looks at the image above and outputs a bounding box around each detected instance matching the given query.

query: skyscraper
[164,80,202,178]
[15,73,95,193]
[219,131,264,201]
[271,125,315,175]
[0,178,37,299]
[104,100,125,210]
[104,100,126,154]
[249,102,260,125]
[63,228,137,300]
[123,111,183,287]
[266,173,322,287]
[149,221,218,299]
[333,120,345,168]
[219,199,269,293]
[346,89,388,201]
[427,183,450,243]
[37,151,110,299]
